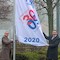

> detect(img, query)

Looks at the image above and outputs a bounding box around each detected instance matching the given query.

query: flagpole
[13,29,15,60]
[13,31,15,60]
[13,0,16,60]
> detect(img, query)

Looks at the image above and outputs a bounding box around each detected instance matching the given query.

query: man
[0,32,13,60]
[43,30,60,60]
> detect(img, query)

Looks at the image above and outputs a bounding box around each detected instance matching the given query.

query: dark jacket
[43,33,60,59]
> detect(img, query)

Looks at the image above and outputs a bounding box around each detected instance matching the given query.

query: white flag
[15,0,48,46]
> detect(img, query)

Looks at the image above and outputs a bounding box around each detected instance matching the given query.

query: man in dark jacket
[43,30,60,60]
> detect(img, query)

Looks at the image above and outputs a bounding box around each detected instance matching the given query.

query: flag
[15,0,48,46]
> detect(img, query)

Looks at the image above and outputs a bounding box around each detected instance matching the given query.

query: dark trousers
[46,58,58,60]
[46,49,58,60]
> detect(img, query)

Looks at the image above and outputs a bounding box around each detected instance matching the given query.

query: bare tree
[0,0,13,20]
[34,0,59,35]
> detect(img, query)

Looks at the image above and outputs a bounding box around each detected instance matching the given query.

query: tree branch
[53,0,59,9]
[43,0,47,3]
[40,1,48,11]
[52,0,54,2]
[36,7,46,11]
[41,13,48,15]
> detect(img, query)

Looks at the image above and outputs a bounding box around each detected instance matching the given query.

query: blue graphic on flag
[26,0,34,7]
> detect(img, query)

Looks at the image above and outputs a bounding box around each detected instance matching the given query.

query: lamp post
[57,0,60,37]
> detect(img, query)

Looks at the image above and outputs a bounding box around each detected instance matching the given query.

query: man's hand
[11,39,13,43]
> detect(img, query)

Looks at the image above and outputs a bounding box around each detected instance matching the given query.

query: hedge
[16,47,60,60]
